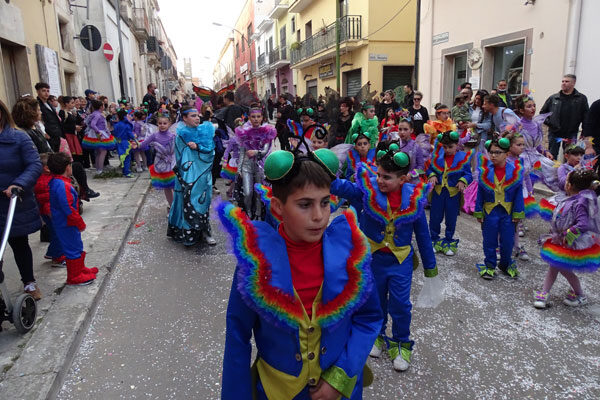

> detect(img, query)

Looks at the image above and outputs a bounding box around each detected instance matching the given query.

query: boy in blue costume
[330,140,439,372]
[427,131,473,256]
[219,141,382,399]
[344,133,377,180]
[112,109,135,178]
[474,137,525,279]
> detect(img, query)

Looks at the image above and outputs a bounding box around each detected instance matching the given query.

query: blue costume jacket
[49,175,85,259]
[218,203,381,399]
[344,148,377,180]
[473,155,525,220]
[426,144,473,193]
[112,119,135,156]
[330,168,437,277]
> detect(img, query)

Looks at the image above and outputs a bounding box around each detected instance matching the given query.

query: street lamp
[212,22,254,90]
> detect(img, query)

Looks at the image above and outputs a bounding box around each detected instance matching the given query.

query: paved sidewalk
[0,163,151,399]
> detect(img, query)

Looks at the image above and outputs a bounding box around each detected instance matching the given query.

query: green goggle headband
[485,137,510,151]
[437,131,460,143]
[376,143,410,168]
[351,133,369,143]
[297,107,314,117]
[264,148,339,184]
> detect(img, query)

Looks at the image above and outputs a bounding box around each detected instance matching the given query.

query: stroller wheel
[12,294,37,333]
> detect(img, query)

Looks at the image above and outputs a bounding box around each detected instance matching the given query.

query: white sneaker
[370,343,382,358]
[136,166,143,173]
[563,294,588,307]
[204,234,217,246]
[393,355,410,371]
[518,229,525,237]
[369,336,384,358]
[444,248,455,256]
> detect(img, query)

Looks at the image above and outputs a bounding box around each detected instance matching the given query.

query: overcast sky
[157,0,247,87]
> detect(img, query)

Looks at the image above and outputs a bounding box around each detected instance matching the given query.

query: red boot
[80,252,98,274]
[66,255,96,285]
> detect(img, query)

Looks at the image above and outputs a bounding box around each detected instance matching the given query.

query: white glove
[415,275,445,309]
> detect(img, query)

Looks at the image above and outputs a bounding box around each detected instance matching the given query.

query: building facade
[253,0,278,99]
[233,0,257,91]
[213,38,235,91]
[0,0,178,109]
[288,0,416,98]
[418,0,600,109]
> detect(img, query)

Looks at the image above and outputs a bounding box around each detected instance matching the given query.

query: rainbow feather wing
[524,196,539,218]
[217,202,304,331]
[287,119,303,137]
[393,182,432,224]
[254,184,282,223]
[538,198,556,221]
[220,162,238,181]
[316,211,373,329]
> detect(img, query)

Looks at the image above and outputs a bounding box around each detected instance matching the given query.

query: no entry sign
[103,43,114,62]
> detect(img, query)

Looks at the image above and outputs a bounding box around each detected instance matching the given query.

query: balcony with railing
[269,0,290,19]
[269,46,289,68]
[146,36,160,66]
[133,8,150,40]
[258,53,267,70]
[290,15,362,66]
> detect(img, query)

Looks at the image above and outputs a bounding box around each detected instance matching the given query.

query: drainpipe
[564,0,582,75]
[414,0,421,88]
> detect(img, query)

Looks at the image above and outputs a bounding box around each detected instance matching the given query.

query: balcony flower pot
[290,42,301,50]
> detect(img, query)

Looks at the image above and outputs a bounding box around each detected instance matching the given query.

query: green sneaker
[500,261,519,279]
[477,263,495,280]
[433,240,444,253]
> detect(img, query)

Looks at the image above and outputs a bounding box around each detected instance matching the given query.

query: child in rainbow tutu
[534,169,600,309]
[140,113,176,207]
[82,99,116,174]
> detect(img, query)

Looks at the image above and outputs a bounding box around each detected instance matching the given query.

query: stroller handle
[0,191,20,262]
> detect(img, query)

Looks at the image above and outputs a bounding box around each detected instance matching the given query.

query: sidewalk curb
[0,176,151,400]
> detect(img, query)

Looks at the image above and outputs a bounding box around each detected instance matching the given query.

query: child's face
[300,115,313,129]
[387,109,394,118]
[363,108,375,119]
[488,145,508,166]
[65,164,73,177]
[183,111,200,127]
[510,137,525,157]
[311,137,327,150]
[566,153,582,167]
[157,118,171,131]
[522,100,536,119]
[42,165,51,175]
[437,110,450,121]
[443,143,457,156]
[376,165,407,193]
[272,184,331,243]
[250,112,263,128]
[355,138,370,157]
[398,122,412,141]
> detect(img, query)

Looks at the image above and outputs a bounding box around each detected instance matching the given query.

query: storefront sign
[240,63,248,74]
[369,53,388,61]
[433,32,449,45]
[319,64,334,78]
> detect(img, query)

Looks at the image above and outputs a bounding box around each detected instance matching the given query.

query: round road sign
[103,43,114,62]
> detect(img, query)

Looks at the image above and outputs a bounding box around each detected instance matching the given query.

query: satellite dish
[79,25,102,52]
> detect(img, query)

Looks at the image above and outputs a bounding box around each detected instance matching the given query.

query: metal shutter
[382,66,413,91]
[345,69,362,96]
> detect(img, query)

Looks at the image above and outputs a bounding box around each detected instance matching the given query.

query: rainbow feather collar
[478,154,523,192]
[217,202,372,331]
[356,167,431,226]
[430,144,472,175]
[348,149,377,176]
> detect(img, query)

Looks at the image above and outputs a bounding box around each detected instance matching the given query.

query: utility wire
[362,0,414,40]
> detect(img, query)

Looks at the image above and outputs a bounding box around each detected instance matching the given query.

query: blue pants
[371,250,413,344]
[256,372,364,399]
[54,225,84,260]
[482,206,515,268]
[429,187,460,242]
[42,215,63,259]
[122,154,132,176]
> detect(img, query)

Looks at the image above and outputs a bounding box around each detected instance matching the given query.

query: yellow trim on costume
[367,203,412,264]
[483,173,513,215]
[434,158,460,196]
[256,287,324,399]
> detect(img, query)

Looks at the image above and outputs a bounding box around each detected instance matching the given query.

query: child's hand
[477,218,482,224]
[309,379,341,400]
[544,151,554,160]
[187,142,198,149]
[457,181,466,192]
[428,176,438,185]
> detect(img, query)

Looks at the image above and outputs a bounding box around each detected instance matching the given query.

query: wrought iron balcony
[258,53,266,69]
[290,15,362,65]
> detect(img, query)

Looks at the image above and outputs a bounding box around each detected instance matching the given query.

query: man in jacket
[496,80,513,109]
[36,82,62,152]
[540,74,589,159]
[142,83,159,115]
[583,99,600,154]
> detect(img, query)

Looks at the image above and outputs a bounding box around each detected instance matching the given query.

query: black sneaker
[86,188,100,199]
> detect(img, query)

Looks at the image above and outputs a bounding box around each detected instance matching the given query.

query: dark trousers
[81,148,95,168]
[71,161,89,192]
[549,133,577,160]
[8,235,34,284]
[212,150,225,185]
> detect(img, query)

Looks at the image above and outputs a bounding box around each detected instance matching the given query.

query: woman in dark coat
[0,99,42,300]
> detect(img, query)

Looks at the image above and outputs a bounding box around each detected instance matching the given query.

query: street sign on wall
[103,43,114,62]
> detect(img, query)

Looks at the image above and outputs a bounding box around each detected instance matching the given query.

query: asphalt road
[58,183,600,399]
